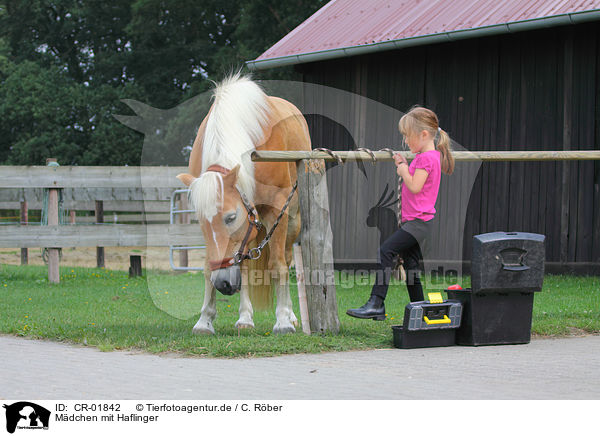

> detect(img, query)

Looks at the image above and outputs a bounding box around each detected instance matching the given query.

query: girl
[347,106,455,320]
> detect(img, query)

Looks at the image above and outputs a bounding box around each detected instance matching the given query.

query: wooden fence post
[292,243,311,335]
[129,255,142,277]
[46,158,60,283]
[178,193,189,268]
[95,200,105,268]
[20,200,28,265]
[295,158,340,334]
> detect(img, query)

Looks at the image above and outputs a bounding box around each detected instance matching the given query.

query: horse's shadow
[365,184,405,281]
[366,184,398,244]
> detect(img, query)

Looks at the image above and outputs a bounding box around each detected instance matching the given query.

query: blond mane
[189,74,271,221]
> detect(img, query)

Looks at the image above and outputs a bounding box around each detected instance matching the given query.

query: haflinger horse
[176,74,310,335]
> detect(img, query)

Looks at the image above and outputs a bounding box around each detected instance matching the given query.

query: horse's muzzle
[210,265,241,296]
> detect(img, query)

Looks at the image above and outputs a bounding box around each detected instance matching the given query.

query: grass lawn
[0,264,598,357]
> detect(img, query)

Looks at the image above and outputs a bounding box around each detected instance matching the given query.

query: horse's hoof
[192,323,215,335]
[235,320,255,329]
[272,324,296,335]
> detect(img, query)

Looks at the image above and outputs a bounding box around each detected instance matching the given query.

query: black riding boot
[346,295,386,321]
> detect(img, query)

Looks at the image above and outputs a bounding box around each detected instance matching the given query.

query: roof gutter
[246,9,600,70]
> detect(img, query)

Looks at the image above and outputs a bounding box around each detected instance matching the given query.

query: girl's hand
[393,152,408,167]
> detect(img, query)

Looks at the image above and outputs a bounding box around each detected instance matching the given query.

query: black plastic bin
[445,288,535,345]
[447,232,545,346]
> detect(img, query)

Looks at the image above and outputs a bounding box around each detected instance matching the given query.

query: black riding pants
[370,218,433,302]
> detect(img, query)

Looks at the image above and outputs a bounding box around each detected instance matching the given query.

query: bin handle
[423,315,451,325]
[499,248,530,272]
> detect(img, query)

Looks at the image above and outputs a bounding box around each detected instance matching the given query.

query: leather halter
[205,165,263,271]
[205,164,230,176]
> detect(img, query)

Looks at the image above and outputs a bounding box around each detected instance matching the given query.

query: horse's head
[177,164,259,296]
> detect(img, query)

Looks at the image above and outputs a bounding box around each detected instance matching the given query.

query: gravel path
[1,335,598,400]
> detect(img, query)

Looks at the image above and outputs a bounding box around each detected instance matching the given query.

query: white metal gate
[169,189,204,271]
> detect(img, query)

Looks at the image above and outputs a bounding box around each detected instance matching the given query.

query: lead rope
[396,177,403,227]
[234,181,298,263]
[255,181,298,254]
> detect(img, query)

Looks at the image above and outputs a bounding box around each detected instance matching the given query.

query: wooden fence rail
[0,201,172,212]
[0,224,204,248]
[252,150,600,162]
[0,166,187,189]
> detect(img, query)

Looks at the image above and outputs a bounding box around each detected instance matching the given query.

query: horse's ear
[224,164,240,185]
[176,173,196,187]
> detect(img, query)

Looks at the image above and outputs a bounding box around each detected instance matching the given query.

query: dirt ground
[0,246,206,271]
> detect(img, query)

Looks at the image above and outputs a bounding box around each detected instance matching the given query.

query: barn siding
[297,22,600,270]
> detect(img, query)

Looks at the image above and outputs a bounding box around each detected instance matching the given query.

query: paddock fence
[0,164,203,281]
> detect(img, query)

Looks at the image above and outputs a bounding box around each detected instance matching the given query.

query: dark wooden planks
[572,24,597,263]
[300,23,600,267]
[594,25,600,264]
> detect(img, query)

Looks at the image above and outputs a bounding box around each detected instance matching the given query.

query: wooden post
[178,193,189,268]
[293,243,311,335]
[70,210,76,225]
[296,158,340,334]
[20,201,28,265]
[46,158,60,283]
[129,255,142,277]
[95,200,105,268]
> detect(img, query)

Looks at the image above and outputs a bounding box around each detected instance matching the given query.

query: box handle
[502,264,530,272]
[499,248,530,272]
[423,315,451,325]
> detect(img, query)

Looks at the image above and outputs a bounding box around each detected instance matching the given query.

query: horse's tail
[247,226,273,311]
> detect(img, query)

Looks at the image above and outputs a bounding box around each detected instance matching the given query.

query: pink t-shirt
[401,150,441,222]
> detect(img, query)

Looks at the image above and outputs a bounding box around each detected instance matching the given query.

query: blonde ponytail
[399,106,455,175]
[436,128,454,175]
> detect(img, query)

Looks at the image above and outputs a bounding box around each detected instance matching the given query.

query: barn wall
[297,22,600,272]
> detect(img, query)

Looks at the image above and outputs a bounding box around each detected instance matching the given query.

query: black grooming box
[392,293,462,349]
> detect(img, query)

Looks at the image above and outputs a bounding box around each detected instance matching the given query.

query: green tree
[0,0,325,165]
[0,60,144,165]
[125,0,238,107]
[213,0,325,81]
[0,0,133,84]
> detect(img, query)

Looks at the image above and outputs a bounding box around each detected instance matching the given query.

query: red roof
[250,0,600,68]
